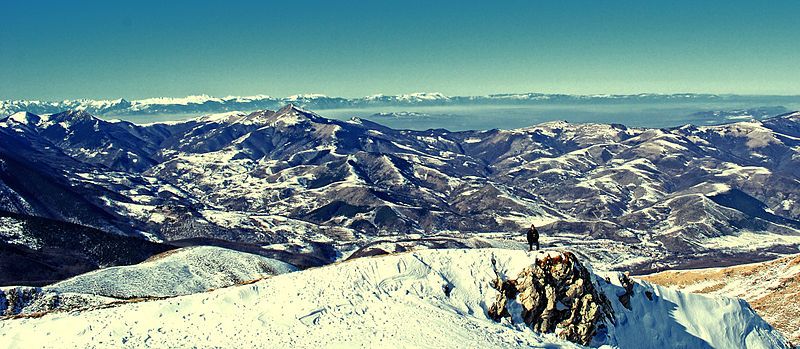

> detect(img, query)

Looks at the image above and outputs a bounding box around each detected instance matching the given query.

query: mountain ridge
[0,107,799,277]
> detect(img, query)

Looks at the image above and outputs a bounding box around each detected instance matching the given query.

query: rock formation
[488,251,614,345]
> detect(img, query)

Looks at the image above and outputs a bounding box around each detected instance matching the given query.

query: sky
[1,0,799,100]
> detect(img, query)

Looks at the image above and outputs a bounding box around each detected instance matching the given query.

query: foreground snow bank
[0,249,788,348]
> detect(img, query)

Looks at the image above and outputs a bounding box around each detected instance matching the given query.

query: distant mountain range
[3,93,800,117]
[1,105,799,277]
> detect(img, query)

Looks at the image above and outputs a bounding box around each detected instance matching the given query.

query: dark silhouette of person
[526,224,539,251]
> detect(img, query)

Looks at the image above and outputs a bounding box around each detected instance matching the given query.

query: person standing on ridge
[527,224,539,251]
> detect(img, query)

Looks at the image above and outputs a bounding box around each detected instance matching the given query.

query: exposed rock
[616,272,635,310]
[488,250,614,345]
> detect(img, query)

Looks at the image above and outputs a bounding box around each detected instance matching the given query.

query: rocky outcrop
[615,272,635,310]
[488,251,614,346]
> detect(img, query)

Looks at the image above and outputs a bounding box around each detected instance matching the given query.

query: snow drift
[0,249,788,348]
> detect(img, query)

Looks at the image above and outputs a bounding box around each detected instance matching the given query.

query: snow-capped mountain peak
[4,111,42,126]
[270,103,330,125]
[222,104,322,126]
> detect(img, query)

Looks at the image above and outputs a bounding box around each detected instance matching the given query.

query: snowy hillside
[643,253,800,343]
[0,249,787,348]
[1,246,297,316]
[47,246,296,298]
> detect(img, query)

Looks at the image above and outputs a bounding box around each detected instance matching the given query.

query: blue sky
[1,0,798,100]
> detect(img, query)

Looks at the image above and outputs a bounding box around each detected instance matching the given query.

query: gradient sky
[1,0,799,100]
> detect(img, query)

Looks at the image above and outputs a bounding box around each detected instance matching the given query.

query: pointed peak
[270,104,323,126]
[193,106,331,127]
[232,107,310,127]
[276,103,313,115]
[276,104,325,120]
[277,103,299,113]
[5,111,42,125]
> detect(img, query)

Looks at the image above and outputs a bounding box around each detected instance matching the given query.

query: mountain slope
[642,253,800,344]
[0,249,787,348]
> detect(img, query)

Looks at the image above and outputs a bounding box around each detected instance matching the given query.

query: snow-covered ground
[0,249,787,348]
